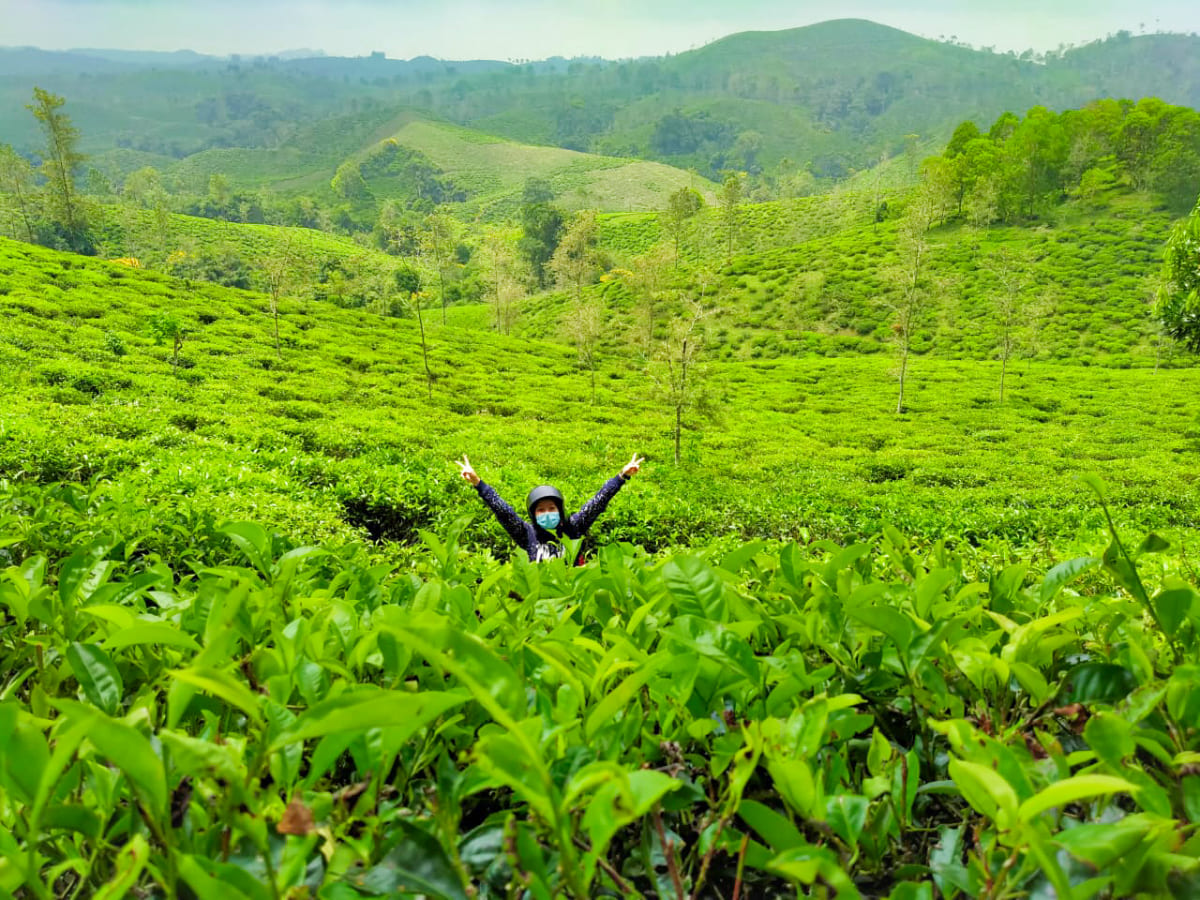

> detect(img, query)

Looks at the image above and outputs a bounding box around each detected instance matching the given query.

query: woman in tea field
[456,453,644,562]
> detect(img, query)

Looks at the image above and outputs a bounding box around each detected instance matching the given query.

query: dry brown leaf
[277,797,315,836]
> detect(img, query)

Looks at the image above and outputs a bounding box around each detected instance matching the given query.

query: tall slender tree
[565,295,603,404]
[985,246,1033,402]
[421,208,457,324]
[483,226,525,335]
[27,87,88,244]
[258,228,306,358]
[549,210,601,304]
[627,243,673,350]
[719,174,743,260]
[650,296,711,465]
[660,187,702,266]
[883,188,938,414]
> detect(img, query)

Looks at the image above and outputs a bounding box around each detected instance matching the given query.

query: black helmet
[526,484,564,519]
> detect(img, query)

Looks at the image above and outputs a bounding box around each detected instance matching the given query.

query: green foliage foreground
[1,477,1199,899]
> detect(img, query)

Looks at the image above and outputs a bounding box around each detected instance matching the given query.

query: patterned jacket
[474,474,627,562]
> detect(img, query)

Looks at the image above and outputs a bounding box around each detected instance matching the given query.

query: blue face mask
[535,511,561,531]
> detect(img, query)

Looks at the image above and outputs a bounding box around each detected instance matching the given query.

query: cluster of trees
[1158,195,1200,350]
[334,139,465,234]
[111,89,294,158]
[0,88,350,257]
[0,88,93,253]
[924,97,1200,224]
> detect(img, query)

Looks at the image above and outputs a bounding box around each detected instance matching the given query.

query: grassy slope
[2,235,1198,568]
[97,206,387,263]
[370,119,719,217]
[162,107,421,193]
[155,111,721,216]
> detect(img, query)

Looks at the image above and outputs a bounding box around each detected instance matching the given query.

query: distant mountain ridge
[2,19,1199,184]
[445,19,1200,177]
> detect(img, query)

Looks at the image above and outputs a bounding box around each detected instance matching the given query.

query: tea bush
[0,477,1198,898]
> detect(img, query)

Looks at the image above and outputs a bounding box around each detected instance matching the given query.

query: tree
[1116,98,1166,191]
[649,291,712,465]
[377,200,419,256]
[902,133,923,179]
[258,229,312,358]
[420,208,458,324]
[147,313,188,372]
[883,189,938,414]
[719,174,743,260]
[959,138,1001,222]
[919,156,958,225]
[659,187,703,266]
[944,120,981,158]
[0,144,40,242]
[122,167,163,208]
[208,174,232,217]
[966,172,1001,231]
[1006,106,1068,218]
[408,287,435,400]
[84,168,113,198]
[985,246,1033,402]
[565,294,603,404]
[549,210,601,303]
[1157,195,1200,351]
[626,243,674,350]
[869,149,891,226]
[27,87,89,247]
[732,130,764,173]
[518,178,564,288]
[1149,108,1200,212]
[122,167,172,250]
[483,226,525,335]
[331,160,371,201]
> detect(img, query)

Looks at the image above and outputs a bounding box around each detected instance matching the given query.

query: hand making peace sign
[456,454,480,486]
[621,453,645,478]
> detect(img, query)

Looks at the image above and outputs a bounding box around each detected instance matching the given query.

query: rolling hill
[502,185,1184,369]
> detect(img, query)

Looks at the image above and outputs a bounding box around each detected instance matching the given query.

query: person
[456,454,644,562]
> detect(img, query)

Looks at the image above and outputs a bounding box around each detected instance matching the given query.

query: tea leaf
[1018,774,1138,823]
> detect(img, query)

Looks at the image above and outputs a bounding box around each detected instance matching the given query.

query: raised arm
[475,482,531,547]
[567,454,644,536]
[457,455,530,548]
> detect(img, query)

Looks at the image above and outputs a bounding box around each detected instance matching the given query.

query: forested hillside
[3,19,1200,186]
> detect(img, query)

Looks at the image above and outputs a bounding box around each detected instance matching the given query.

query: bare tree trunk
[50,137,78,233]
[12,181,36,242]
[674,404,682,465]
[438,261,447,326]
[271,296,281,358]
[896,343,909,414]
[415,297,433,400]
[999,321,1010,403]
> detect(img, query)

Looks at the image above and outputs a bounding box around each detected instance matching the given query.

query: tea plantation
[2,232,1200,898]
[520,190,1181,370]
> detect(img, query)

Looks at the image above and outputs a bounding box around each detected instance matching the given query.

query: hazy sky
[3,0,1198,60]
